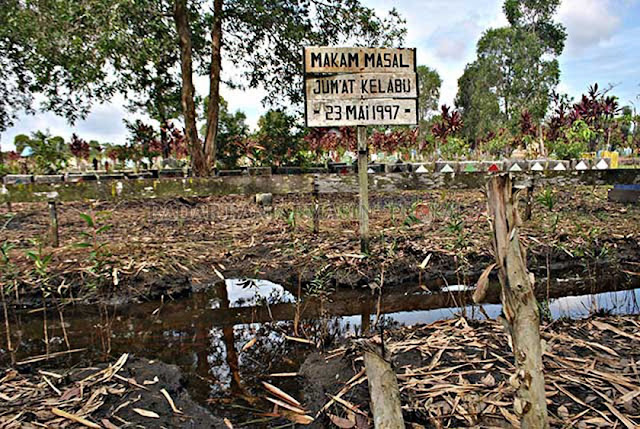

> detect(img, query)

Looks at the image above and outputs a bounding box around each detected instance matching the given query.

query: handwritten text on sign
[303,47,418,126]
[305,73,417,101]
[304,47,415,73]
[306,99,418,127]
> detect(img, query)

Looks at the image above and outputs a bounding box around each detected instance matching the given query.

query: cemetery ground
[0,185,638,307]
[1,185,640,428]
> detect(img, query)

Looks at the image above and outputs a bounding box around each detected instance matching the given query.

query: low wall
[2,169,640,203]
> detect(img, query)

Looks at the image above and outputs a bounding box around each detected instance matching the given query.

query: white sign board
[306,99,418,127]
[305,73,417,101]
[304,47,415,74]
[303,47,418,127]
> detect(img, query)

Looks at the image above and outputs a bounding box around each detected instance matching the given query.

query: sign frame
[303,46,419,128]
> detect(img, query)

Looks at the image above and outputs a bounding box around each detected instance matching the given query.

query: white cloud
[558,0,621,54]
[433,37,467,60]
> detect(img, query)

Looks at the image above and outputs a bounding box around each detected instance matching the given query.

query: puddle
[2,275,639,423]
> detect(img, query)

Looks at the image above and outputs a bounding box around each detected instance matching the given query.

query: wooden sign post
[303,46,418,253]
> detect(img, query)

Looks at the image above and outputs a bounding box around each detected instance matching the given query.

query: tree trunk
[361,341,404,429]
[160,120,170,159]
[202,0,223,172]
[173,0,207,176]
[486,174,549,429]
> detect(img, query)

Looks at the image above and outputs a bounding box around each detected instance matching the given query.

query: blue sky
[1,0,639,151]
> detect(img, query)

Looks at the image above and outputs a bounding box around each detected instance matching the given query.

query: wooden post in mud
[48,200,59,248]
[524,180,534,221]
[357,126,369,253]
[486,174,548,428]
[359,340,404,428]
[313,174,320,234]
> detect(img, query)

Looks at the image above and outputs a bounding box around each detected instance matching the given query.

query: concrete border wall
[2,169,639,203]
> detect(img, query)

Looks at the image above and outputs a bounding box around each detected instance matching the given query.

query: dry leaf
[418,253,432,270]
[265,396,307,415]
[143,376,159,385]
[160,388,183,414]
[132,408,160,418]
[241,337,257,352]
[481,373,495,387]
[51,408,101,429]
[101,418,120,429]
[262,381,301,407]
[473,263,496,303]
[557,405,570,419]
[224,417,234,428]
[328,414,355,428]
[514,397,524,415]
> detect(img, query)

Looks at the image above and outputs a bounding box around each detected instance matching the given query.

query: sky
[2,0,640,151]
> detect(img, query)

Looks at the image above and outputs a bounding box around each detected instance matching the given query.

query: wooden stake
[524,180,534,221]
[486,174,549,428]
[48,200,59,248]
[312,174,320,234]
[357,126,369,253]
[361,340,404,428]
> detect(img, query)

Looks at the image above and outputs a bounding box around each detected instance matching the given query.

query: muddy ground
[1,185,639,307]
[0,355,224,428]
[298,315,640,428]
[4,314,637,428]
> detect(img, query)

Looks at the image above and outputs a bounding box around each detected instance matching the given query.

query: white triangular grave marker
[415,165,428,173]
[440,164,455,173]
[367,168,375,173]
[509,163,523,172]
[531,162,545,171]
[575,160,588,170]
[553,162,566,171]
[596,159,609,170]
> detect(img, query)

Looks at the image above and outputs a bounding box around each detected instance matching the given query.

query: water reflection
[1,276,639,422]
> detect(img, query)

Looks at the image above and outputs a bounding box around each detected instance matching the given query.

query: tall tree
[254,109,305,167]
[2,0,405,176]
[0,0,123,132]
[211,97,250,168]
[455,0,566,143]
[455,61,502,142]
[174,0,406,175]
[503,0,566,55]
[417,66,442,122]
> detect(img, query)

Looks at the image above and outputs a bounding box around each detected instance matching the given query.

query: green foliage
[214,97,250,169]
[403,202,422,227]
[307,269,335,299]
[25,238,52,280]
[503,0,566,55]
[536,188,555,211]
[75,211,113,277]
[548,120,592,159]
[417,65,442,136]
[445,213,468,250]
[485,129,513,158]
[254,110,307,167]
[439,137,469,160]
[456,0,565,142]
[0,0,128,130]
[285,209,297,231]
[455,62,503,143]
[1,0,405,144]
[224,1,406,108]
[1,241,16,291]
[14,131,69,174]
